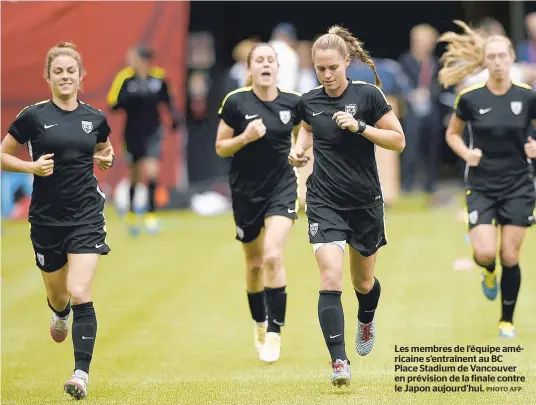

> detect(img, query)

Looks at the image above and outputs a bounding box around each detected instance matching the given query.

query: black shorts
[465,186,536,230]
[30,221,111,273]
[233,184,298,243]
[124,126,164,164]
[306,202,387,257]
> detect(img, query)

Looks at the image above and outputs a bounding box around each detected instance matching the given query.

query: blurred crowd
[184,15,536,213]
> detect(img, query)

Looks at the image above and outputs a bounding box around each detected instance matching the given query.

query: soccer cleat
[50,312,69,343]
[481,270,498,300]
[254,320,267,352]
[259,332,281,363]
[64,369,88,400]
[127,212,140,237]
[144,213,160,235]
[356,319,376,356]
[498,321,516,338]
[331,359,351,387]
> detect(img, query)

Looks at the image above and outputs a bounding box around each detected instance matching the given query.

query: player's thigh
[66,253,99,300]
[263,182,298,253]
[349,249,377,293]
[500,225,527,265]
[347,204,387,258]
[30,224,68,273]
[263,215,293,255]
[41,265,69,298]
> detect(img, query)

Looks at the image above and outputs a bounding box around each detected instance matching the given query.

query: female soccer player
[289,26,405,387]
[107,46,180,236]
[216,43,301,364]
[438,21,536,338]
[1,42,115,400]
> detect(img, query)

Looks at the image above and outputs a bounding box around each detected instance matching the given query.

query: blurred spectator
[229,38,258,88]
[398,24,443,203]
[270,23,300,91]
[185,32,236,192]
[296,40,318,94]
[516,12,536,87]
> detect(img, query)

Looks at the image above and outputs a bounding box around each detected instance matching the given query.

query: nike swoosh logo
[44,124,58,129]
[329,334,342,339]
[245,114,259,119]
[273,320,284,326]
[288,208,295,214]
[479,108,492,114]
[312,111,323,116]
[503,300,515,305]
[95,244,104,248]
[364,309,376,313]
[81,336,94,340]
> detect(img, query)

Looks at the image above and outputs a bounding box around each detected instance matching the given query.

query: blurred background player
[289,26,405,387]
[107,45,181,236]
[1,42,115,399]
[439,20,536,338]
[216,43,301,363]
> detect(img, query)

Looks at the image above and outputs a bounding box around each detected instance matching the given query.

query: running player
[288,26,405,387]
[107,45,181,235]
[439,20,536,338]
[216,43,301,363]
[1,42,114,399]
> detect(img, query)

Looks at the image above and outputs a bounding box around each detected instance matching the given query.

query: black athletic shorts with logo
[124,126,164,164]
[233,183,298,244]
[306,202,387,257]
[465,183,536,230]
[30,221,111,273]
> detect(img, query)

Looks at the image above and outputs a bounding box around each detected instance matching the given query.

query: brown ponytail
[312,25,381,88]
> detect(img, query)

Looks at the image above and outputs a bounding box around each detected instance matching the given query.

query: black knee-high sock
[72,302,97,374]
[265,286,286,333]
[247,291,266,323]
[500,264,521,323]
[474,256,496,273]
[129,184,136,213]
[48,298,71,318]
[148,180,157,213]
[355,278,381,324]
[318,291,347,362]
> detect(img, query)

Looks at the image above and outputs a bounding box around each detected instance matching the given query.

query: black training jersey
[218,87,301,202]
[8,100,111,226]
[454,82,536,194]
[107,66,173,138]
[299,80,392,209]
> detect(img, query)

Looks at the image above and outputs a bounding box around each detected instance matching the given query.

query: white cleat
[254,320,267,352]
[259,332,281,363]
[64,369,88,400]
[50,312,70,343]
[356,319,376,356]
[331,359,351,387]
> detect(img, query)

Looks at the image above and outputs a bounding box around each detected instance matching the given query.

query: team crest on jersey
[345,104,357,116]
[309,222,319,236]
[510,101,522,115]
[279,110,291,124]
[468,210,478,225]
[36,253,45,266]
[81,121,93,134]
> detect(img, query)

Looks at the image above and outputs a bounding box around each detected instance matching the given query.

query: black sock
[318,291,347,362]
[129,184,136,213]
[148,180,157,213]
[265,286,287,334]
[474,256,496,273]
[355,278,381,324]
[72,302,97,374]
[500,264,521,323]
[247,291,266,323]
[48,298,71,318]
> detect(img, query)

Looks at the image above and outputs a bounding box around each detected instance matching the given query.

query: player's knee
[352,277,375,294]
[67,284,92,305]
[473,248,496,266]
[262,249,282,273]
[246,257,263,274]
[319,268,343,291]
[500,249,519,267]
[48,293,70,311]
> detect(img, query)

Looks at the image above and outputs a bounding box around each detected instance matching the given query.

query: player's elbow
[392,131,406,153]
[215,142,230,158]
